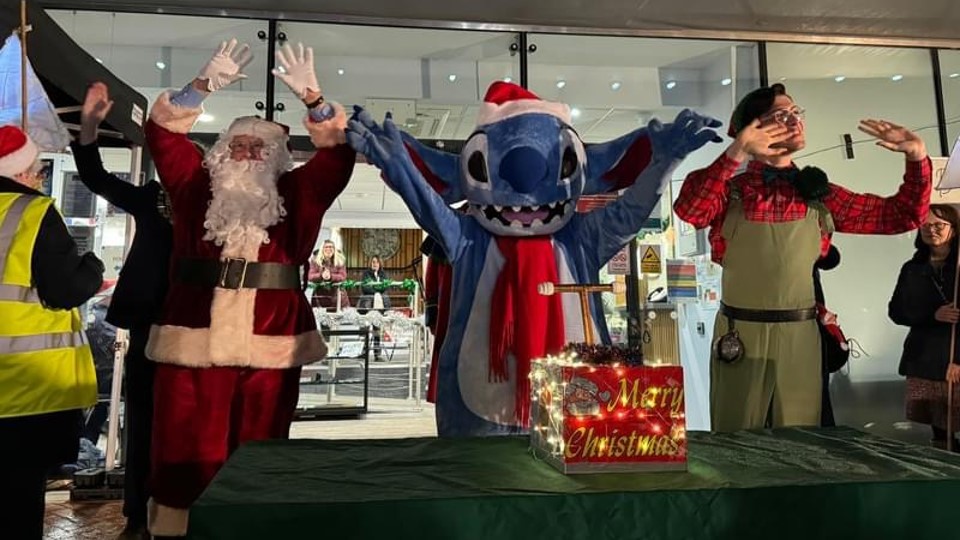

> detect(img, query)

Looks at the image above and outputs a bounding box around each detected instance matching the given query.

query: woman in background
[359,256,390,361]
[309,240,350,310]
[889,204,960,450]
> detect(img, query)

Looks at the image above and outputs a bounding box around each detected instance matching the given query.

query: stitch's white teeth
[510,219,524,228]
[531,218,544,227]
[512,205,522,212]
[494,205,503,212]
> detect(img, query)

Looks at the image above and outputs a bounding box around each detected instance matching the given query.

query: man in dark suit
[73,82,173,539]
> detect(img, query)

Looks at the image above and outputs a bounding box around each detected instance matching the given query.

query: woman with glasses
[889,204,960,450]
[309,240,350,310]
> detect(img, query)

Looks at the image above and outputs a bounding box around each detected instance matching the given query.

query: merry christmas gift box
[529,345,687,474]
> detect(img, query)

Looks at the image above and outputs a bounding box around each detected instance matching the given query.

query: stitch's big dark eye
[468,151,488,183]
[560,146,578,179]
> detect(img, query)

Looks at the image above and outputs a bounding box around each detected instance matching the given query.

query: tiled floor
[44,491,127,540]
[42,397,434,539]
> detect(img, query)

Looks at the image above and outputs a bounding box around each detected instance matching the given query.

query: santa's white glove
[198,39,253,92]
[272,43,320,100]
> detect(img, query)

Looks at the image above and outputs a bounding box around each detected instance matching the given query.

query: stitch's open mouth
[478,200,571,228]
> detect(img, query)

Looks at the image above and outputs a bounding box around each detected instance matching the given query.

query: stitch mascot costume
[348,82,721,437]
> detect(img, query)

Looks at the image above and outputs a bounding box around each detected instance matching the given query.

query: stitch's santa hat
[0,125,39,179]
[476,81,571,127]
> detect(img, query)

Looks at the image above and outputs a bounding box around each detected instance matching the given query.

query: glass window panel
[49,10,270,133]
[276,23,518,141]
[766,43,939,391]
[277,22,518,229]
[45,10,270,288]
[940,50,960,149]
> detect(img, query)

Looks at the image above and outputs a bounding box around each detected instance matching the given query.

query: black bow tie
[762,166,799,184]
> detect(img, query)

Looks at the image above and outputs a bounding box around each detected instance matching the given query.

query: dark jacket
[360,268,391,309]
[0,176,103,309]
[888,257,959,381]
[71,141,173,329]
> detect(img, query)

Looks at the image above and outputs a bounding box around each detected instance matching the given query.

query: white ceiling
[42,0,960,44]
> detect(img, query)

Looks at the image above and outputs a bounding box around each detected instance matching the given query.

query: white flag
[0,32,71,152]
[938,135,960,192]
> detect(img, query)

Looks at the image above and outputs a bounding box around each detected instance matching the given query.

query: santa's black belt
[175,258,301,290]
[720,303,817,323]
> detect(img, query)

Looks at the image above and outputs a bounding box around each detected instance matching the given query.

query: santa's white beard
[203,159,287,259]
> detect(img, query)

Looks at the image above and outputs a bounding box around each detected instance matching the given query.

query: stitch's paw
[649,109,723,160]
[346,106,405,171]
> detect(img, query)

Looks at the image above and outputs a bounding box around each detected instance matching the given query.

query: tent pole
[20,0,28,132]
[949,250,959,452]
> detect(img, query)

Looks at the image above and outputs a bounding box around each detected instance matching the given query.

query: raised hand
[727,119,792,161]
[197,38,253,92]
[858,119,927,161]
[80,82,113,145]
[271,43,320,102]
[648,109,723,161]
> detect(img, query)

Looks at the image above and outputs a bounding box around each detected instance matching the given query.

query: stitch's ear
[584,128,653,195]
[398,131,465,204]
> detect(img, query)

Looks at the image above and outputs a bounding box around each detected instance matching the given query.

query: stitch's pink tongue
[502,209,549,224]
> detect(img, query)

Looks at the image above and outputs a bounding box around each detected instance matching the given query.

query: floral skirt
[905,377,960,432]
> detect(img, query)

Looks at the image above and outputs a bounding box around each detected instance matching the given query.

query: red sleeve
[825,157,932,234]
[673,153,740,229]
[144,119,204,197]
[308,260,322,281]
[283,143,356,218]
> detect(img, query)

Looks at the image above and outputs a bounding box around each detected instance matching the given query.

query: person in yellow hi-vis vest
[0,125,104,540]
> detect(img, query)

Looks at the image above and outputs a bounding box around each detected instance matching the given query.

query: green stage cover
[188,427,960,540]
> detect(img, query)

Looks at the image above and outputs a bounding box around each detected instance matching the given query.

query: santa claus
[142,39,355,536]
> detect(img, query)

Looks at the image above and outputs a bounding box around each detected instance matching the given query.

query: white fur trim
[0,136,38,178]
[208,287,258,363]
[148,498,189,537]
[146,325,328,368]
[149,91,203,134]
[476,99,571,126]
[224,116,287,147]
[304,101,347,149]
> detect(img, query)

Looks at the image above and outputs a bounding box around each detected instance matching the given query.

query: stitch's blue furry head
[401,82,654,237]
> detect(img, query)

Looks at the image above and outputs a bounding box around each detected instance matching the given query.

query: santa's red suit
[143,91,354,535]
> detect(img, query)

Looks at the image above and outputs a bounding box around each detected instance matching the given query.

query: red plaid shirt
[674,154,932,265]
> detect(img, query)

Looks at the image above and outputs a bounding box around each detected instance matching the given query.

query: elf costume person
[348,81,722,437]
[674,83,931,432]
[143,39,355,536]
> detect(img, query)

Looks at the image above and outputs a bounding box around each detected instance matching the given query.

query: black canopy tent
[0,1,146,147]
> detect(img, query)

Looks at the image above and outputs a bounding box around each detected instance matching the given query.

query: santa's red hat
[476,81,571,127]
[0,125,39,179]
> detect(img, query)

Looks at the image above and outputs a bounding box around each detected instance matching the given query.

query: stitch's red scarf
[490,236,566,426]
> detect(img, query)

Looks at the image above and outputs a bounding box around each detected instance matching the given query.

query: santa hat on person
[476,81,571,127]
[0,125,39,179]
[221,116,289,148]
